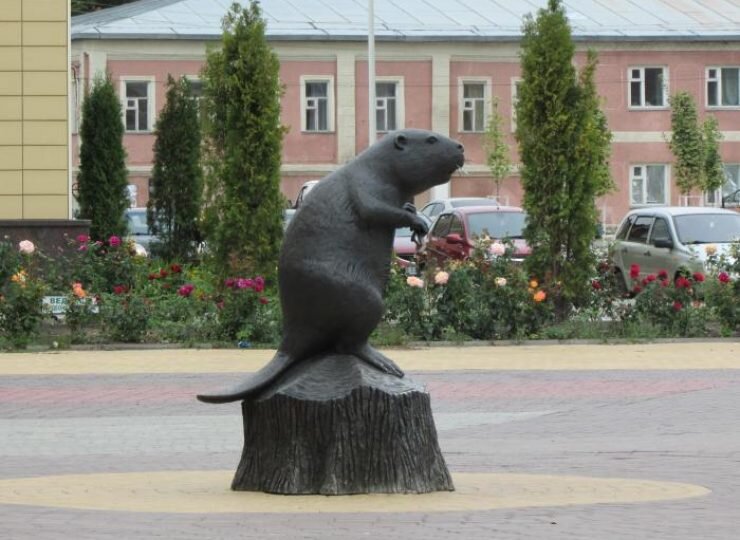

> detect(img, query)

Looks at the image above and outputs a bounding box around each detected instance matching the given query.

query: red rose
[591,280,602,290]
[692,272,705,283]
[632,285,642,294]
[259,297,269,305]
[718,272,730,284]
[672,301,683,312]
[148,273,158,281]
[629,264,640,279]
[113,285,126,295]
[159,269,169,278]
[657,269,668,280]
[646,274,656,283]
[675,277,691,289]
[170,264,182,273]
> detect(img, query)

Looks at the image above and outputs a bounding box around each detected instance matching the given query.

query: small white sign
[42,296,68,315]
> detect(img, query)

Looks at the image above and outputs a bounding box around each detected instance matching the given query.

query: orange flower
[533,290,546,302]
[529,279,538,289]
[10,270,27,286]
[72,282,86,299]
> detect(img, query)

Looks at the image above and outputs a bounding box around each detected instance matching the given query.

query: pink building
[71,0,740,228]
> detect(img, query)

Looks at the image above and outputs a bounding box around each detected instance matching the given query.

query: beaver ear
[394,133,408,150]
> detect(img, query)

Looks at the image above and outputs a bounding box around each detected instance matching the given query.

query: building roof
[71,0,740,42]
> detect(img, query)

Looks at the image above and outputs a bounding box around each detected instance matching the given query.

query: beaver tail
[196,351,294,404]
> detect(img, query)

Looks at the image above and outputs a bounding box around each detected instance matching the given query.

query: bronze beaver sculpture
[197,129,464,403]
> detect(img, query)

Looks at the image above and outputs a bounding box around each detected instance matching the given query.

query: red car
[423,206,530,266]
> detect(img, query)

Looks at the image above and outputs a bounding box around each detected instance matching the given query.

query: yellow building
[0,0,70,220]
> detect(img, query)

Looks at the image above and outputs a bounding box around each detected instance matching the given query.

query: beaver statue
[197,129,464,403]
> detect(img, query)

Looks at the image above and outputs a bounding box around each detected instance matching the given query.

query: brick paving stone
[1,345,740,539]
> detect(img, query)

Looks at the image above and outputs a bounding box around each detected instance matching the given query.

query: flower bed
[0,235,737,350]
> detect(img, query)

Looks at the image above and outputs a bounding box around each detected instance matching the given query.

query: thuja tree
[77,75,129,240]
[148,75,203,261]
[201,1,286,278]
[515,0,613,315]
[483,97,511,200]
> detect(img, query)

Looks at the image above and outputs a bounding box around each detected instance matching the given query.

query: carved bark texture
[232,354,454,495]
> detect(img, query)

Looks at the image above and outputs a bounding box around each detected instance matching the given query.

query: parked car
[423,206,530,267]
[420,197,501,224]
[125,208,157,256]
[610,206,740,290]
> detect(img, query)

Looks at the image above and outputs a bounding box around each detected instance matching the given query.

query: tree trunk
[232,353,454,495]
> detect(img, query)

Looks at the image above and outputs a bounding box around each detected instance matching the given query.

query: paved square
[1,342,738,539]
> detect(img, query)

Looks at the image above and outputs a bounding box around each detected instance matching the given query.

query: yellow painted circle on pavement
[0,471,709,513]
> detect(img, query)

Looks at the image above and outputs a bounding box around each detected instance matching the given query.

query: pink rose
[490,242,506,256]
[434,271,449,285]
[406,276,424,288]
[108,235,121,247]
[76,234,90,243]
[18,240,35,254]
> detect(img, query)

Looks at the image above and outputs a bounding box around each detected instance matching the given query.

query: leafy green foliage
[703,115,725,195]
[201,1,286,278]
[148,76,203,261]
[77,76,129,241]
[669,91,706,195]
[515,0,613,315]
[668,92,726,198]
[483,97,511,199]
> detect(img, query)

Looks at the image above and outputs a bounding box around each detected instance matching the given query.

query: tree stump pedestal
[232,353,454,495]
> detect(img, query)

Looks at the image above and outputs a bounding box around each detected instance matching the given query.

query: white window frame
[706,66,740,109]
[510,77,521,133]
[300,75,335,133]
[628,67,668,109]
[375,76,405,133]
[120,76,155,133]
[458,77,492,133]
[630,164,670,207]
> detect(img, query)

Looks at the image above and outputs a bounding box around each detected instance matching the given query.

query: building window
[629,67,667,108]
[300,76,334,133]
[122,79,154,132]
[630,164,668,206]
[462,82,485,132]
[376,82,397,132]
[707,67,740,108]
[459,79,490,132]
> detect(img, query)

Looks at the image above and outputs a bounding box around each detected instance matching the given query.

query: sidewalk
[1,342,739,539]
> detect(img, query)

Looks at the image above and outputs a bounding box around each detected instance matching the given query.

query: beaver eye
[426,136,438,144]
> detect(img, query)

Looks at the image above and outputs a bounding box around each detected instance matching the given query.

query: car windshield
[395,227,413,238]
[468,212,526,239]
[673,214,740,244]
[126,211,149,235]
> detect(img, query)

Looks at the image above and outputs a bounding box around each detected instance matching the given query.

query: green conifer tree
[201,1,286,278]
[515,0,613,315]
[148,75,203,261]
[77,75,129,240]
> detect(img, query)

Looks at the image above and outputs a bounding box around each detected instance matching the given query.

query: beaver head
[366,129,465,197]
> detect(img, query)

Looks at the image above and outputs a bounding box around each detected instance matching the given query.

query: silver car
[610,206,740,289]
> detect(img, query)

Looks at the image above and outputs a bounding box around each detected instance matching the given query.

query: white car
[610,206,740,289]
